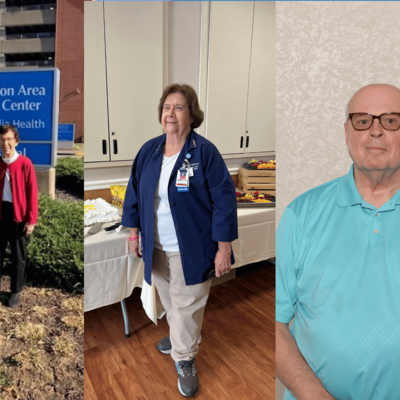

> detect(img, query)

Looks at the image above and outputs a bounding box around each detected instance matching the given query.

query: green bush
[2,194,84,293]
[55,157,84,192]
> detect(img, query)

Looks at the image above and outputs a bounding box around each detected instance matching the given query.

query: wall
[56,0,84,142]
[276,1,400,224]
[276,2,400,398]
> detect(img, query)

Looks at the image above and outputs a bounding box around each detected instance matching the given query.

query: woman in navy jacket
[122,84,238,397]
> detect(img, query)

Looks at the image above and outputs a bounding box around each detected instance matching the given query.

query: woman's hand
[129,238,142,258]
[129,228,142,258]
[214,242,232,277]
[24,223,35,236]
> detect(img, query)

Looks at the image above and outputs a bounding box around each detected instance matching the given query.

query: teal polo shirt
[276,165,400,400]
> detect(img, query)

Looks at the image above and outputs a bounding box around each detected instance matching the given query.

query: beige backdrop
[276,1,400,224]
[276,2,400,398]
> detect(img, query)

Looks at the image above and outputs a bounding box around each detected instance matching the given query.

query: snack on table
[84,198,121,226]
[110,185,127,208]
[236,191,275,204]
[257,162,275,169]
[243,159,276,170]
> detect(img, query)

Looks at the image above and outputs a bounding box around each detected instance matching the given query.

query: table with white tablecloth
[233,206,275,267]
[84,206,275,332]
[84,226,165,323]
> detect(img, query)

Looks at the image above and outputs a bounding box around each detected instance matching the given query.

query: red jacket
[0,156,38,224]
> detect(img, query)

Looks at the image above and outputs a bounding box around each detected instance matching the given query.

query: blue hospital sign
[0,68,60,167]
[58,124,75,142]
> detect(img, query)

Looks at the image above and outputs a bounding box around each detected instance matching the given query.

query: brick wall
[55,0,84,142]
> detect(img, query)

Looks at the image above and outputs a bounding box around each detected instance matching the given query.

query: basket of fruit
[242,159,276,170]
[238,159,276,194]
[236,191,276,208]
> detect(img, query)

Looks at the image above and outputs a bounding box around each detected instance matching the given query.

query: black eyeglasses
[348,113,400,131]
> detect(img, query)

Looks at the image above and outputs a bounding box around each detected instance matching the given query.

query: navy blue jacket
[121,130,238,286]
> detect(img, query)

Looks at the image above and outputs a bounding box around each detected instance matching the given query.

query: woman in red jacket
[0,124,38,308]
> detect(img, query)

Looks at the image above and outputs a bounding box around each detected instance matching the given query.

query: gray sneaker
[157,335,172,354]
[157,335,202,355]
[8,292,21,308]
[175,359,199,397]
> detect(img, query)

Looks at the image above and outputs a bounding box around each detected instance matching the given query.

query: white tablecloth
[84,225,165,322]
[84,206,275,323]
[234,206,275,267]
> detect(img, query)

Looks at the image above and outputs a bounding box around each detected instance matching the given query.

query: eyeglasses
[0,138,16,143]
[348,113,400,131]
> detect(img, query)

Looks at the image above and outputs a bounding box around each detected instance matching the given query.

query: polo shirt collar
[337,164,362,207]
[392,185,400,205]
[337,164,400,210]
[389,184,400,206]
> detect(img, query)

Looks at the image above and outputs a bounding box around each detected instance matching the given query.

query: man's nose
[369,118,384,138]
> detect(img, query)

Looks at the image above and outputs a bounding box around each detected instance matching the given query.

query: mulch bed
[0,185,84,399]
[55,188,82,203]
[0,277,84,400]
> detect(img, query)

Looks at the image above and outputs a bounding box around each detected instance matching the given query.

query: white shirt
[2,151,20,202]
[153,152,180,251]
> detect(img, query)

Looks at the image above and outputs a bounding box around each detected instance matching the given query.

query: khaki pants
[152,248,212,362]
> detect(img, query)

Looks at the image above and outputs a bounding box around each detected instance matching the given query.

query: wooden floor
[84,261,275,400]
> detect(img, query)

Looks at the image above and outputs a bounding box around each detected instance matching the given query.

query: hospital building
[0,0,83,141]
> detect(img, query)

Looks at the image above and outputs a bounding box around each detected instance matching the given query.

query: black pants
[0,201,29,293]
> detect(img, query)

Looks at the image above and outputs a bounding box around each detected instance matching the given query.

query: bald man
[276,84,400,400]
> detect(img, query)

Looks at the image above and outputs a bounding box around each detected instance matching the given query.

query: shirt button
[171,202,175,206]
[176,228,179,231]
[181,252,184,256]
[376,213,379,216]
[374,229,379,234]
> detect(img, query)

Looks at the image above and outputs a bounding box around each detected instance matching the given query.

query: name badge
[176,169,189,191]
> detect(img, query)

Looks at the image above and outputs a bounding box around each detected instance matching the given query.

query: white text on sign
[0,85,46,111]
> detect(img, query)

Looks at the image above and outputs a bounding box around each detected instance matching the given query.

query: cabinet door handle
[246,136,249,148]
[102,140,107,154]
[240,136,243,148]
[113,140,118,154]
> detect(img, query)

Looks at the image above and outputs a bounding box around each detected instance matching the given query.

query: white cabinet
[84,2,109,162]
[84,2,164,163]
[200,1,275,155]
[205,2,253,155]
[246,2,275,153]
